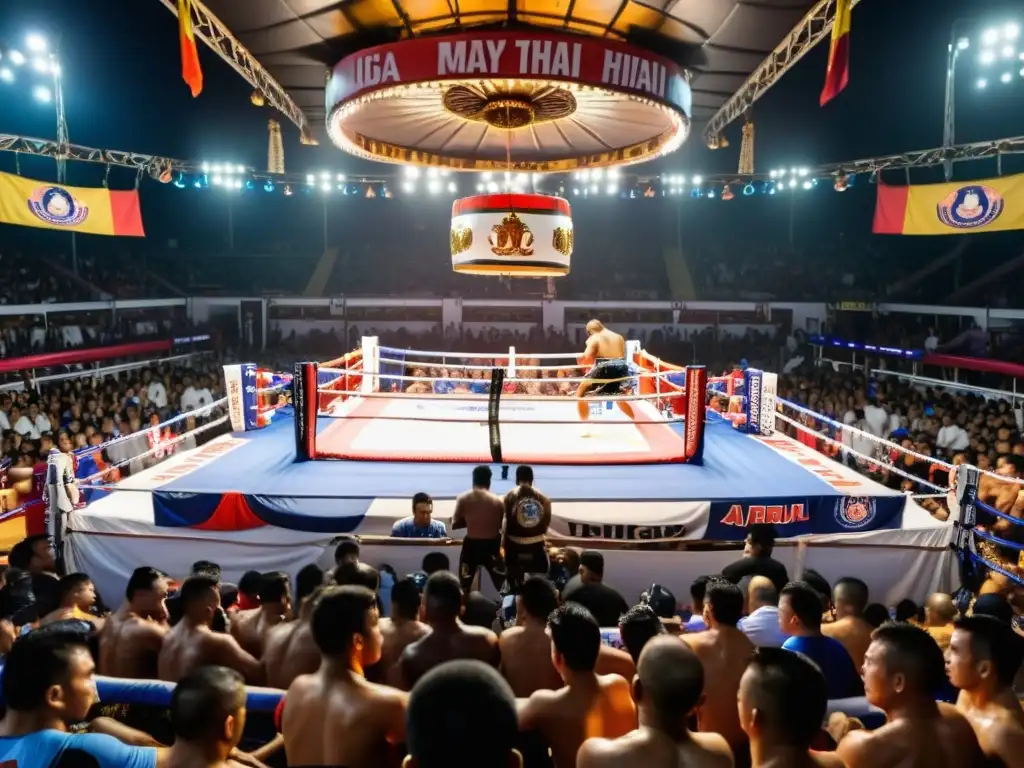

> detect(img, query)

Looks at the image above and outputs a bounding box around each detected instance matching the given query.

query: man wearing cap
[562,551,629,628]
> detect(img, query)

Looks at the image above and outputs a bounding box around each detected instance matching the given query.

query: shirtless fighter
[576,320,635,434]
[453,465,506,593]
[261,585,323,690]
[231,572,292,658]
[99,566,170,679]
[158,575,264,684]
[947,615,1024,768]
[282,585,407,768]
[518,603,636,768]
[834,621,985,768]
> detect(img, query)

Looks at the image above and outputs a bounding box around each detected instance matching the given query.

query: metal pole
[227,196,234,250]
[323,193,328,251]
[942,25,959,181]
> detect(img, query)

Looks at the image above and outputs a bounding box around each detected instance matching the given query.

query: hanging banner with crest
[0,172,145,237]
[873,173,1024,236]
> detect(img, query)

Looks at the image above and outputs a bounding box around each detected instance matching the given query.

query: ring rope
[316,388,680,404]
[318,367,679,386]
[307,413,686,426]
[377,347,580,360]
[966,549,1024,587]
[773,411,948,493]
[73,397,228,459]
[78,415,231,484]
[376,355,590,373]
[976,499,1024,529]
[972,525,1024,552]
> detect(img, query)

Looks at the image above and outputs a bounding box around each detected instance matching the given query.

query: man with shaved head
[822,577,873,669]
[738,576,786,648]
[923,592,957,652]
[578,636,734,768]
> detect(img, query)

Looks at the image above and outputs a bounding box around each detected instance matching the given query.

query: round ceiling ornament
[327,30,691,172]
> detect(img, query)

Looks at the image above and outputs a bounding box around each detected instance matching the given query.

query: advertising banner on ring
[546,501,710,542]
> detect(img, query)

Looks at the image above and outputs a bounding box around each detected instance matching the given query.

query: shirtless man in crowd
[376,577,429,688]
[976,455,1024,533]
[834,622,985,768]
[398,571,499,689]
[739,647,846,768]
[231,571,292,658]
[453,465,506,593]
[682,578,755,767]
[578,636,734,768]
[822,577,873,669]
[947,615,1024,767]
[499,575,563,696]
[518,603,636,768]
[158,575,264,684]
[576,320,635,430]
[282,586,407,768]
[99,566,170,679]
[262,585,323,689]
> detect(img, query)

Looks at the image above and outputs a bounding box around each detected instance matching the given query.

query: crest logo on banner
[833,496,876,529]
[936,185,1004,230]
[27,185,89,227]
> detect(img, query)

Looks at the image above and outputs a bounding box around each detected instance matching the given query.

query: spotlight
[1001,71,1012,83]
[476,183,485,192]
[25,34,47,53]
[978,78,988,88]
[8,50,25,66]
[957,37,970,50]
[319,171,330,181]
[321,183,331,192]
[306,174,315,184]
[486,181,498,193]
[404,167,420,179]
[32,84,50,102]
[427,180,441,194]
[606,185,617,195]
[401,181,415,193]
[447,182,457,193]
[31,58,48,74]
[980,50,996,65]
[0,68,12,84]
[802,180,813,190]
[1002,45,1016,59]
[692,175,703,185]
[1006,22,1020,40]
[237,165,246,174]
[263,181,275,192]
[337,174,345,181]
[982,28,999,46]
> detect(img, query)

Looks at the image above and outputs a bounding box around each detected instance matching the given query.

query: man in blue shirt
[391,492,448,539]
[0,631,157,768]
[779,581,863,700]
[738,576,787,648]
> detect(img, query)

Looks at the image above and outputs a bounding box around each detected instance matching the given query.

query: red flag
[178,0,203,97]
[820,0,852,106]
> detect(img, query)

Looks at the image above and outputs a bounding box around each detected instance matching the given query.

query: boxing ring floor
[319,396,685,464]
[67,407,956,607]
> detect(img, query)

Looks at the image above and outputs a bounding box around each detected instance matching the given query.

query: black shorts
[459,537,505,592]
[585,359,630,396]
[504,540,549,591]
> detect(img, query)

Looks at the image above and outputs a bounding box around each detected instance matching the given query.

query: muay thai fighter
[577,320,635,436]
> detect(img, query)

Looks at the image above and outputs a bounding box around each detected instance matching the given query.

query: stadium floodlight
[32,84,51,102]
[236,164,246,174]
[8,50,25,66]
[486,181,498,193]
[25,34,47,53]
[980,50,996,65]
[336,174,345,182]
[1002,45,1016,58]
[1006,22,1020,39]
[0,68,12,83]
[1001,71,1013,82]
[305,174,315,184]
[404,167,420,180]
[481,172,493,181]
[957,37,970,50]
[977,77,988,88]
[427,180,441,194]
[319,171,330,181]
[447,182,457,193]
[606,184,618,195]
[31,58,49,74]
[692,175,703,185]
[982,28,1000,46]
[320,183,331,193]
[401,181,415,193]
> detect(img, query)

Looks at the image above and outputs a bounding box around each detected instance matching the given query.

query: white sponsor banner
[116,434,249,491]
[754,432,902,496]
[223,364,245,432]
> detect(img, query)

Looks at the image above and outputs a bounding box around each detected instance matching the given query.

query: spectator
[562,551,629,628]
[685,575,711,632]
[722,524,789,594]
[7,534,58,623]
[391,492,447,539]
[502,465,552,591]
[779,581,863,700]
[334,535,360,567]
[167,666,246,768]
[376,577,429,688]
[283,585,406,766]
[738,647,834,768]
[404,661,519,768]
[682,577,754,763]
[938,414,970,452]
[498,575,562,697]
[578,635,734,768]
[822,576,873,669]
[398,571,499,689]
[834,622,984,768]
[0,631,159,767]
[617,604,666,664]
[519,603,636,768]
[738,575,786,648]
[923,592,958,652]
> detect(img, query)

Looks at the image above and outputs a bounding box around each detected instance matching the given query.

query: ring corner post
[683,365,706,465]
[223,363,258,433]
[293,362,318,461]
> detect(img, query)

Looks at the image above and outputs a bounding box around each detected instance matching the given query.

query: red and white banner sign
[327,31,690,117]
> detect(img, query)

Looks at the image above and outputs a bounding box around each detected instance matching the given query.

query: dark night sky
[0,0,1023,256]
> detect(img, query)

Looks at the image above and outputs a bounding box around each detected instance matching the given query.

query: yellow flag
[874,173,1024,236]
[0,172,145,236]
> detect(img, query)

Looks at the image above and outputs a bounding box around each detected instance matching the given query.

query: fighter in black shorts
[576,319,635,429]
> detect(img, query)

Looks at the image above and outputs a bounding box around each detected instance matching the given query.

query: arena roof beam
[702,0,864,148]
[155,0,314,143]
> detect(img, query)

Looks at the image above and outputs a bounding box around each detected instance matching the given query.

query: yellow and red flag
[179,0,203,97]
[873,174,1024,236]
[820,0,852,106]
[0,172,145,237]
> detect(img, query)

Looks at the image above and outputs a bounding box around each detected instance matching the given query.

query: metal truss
[1,131,1020,187]
[156,0,314,143]
[702,0,863,148]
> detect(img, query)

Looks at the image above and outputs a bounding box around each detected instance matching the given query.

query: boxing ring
[56,339,955,608]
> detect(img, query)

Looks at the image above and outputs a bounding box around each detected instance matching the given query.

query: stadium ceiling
[160,0,859,147]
